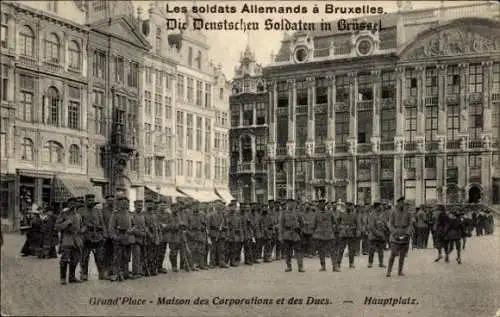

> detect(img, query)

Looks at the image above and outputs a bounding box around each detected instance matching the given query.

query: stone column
[34,178,43,207]
[239,103,243,127]
[416,65,425,136]
[436,152,446,203]
[327,73,336,201]
[394,137,404,203]
[481,151,492,204]
[348,72,357,203]
[306,77,315,199]
[395,67,405,136]
[267,81,277,200]
[458,63,469,133]
[482,61,493,132]
[251,177,256,202]
[437,64,447,136]
[286,79,296,199]
[252,102,257,126]
[372,69,381,137]
[371,156,380,203]
[416,153,424,206]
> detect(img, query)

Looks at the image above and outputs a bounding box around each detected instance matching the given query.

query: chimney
[396,3,405,46]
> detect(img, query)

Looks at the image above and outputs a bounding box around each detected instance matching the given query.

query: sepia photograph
[0,0,499,316]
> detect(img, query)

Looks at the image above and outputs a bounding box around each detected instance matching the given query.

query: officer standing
[261,204,274,263]
[208,200,229,268]
[144,198,159,276]
[242,203,255,265]
[156,200,170,274]
[414,206,427,249]
[313,200,337,272]
[189,203,206,270]
[55,198,83,284]
[272,201,282,261]
[80,194,106,281]
[101,194,115,279]
[227,200,244,267]
[108,196,133,282]
[130,200,146,278]
[336,202,360,269]
[279,199,305,273]
[434,205,448,262]
[386,197,412,277]
[301,202,316,258]
[367,202,387,268]
[252,203,264,263]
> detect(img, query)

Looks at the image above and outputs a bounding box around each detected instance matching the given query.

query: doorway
[468,185,482,203]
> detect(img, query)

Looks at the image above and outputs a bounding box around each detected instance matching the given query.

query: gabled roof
[89,15,152,51]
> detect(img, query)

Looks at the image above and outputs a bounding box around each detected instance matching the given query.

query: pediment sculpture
[370,137,380,154]
[325,141,335,157]
[267,143,276,159]
[482,134,492,150]
[404,26,500,60]
[305,141,315,157]
[286,142,295,157]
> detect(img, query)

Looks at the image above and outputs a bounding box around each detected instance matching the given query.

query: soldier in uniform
[189,203,207,270]
[242,203,255,265]
[414,206,428,249]
[313,200,338,272]
[144,198,159,276]
[169,203,186,272]
[367,202,387,268]
[252,203,264,263]
[301,202,316,258]
[101,194,115,279]
[359,205,370,256]
[261,203,275,263]
[279,199,305,273]
[444,209,464,264]
[272,201,282,261]
[55,198,83,284]
[80,194,106,281]
[200,203,211,269]
[156,200,170,274]
[131,200,146,278]
[208,200,229,268]
[336,202,360,269]
[108,196,133,281]
[227,200,244,266]
[386,197,412,277]
[179,201,193,271]
[433,205,449,262]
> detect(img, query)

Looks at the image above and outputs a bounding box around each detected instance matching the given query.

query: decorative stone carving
[482,134,492,150]
[267,143,276,160]
[404,26,500,60]
[416,137,425,153]
[286,142,295,157]
[437,135,446,152]
[394,137,404,153]
[305,141,315,157]
[348,139,357,155]
[370,137,380,154]
[325,141,335,157]
[459,135,468,151]
[306,77,315,88]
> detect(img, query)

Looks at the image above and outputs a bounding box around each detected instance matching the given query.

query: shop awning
[215,187,235,204]
[52,175,104,203]
[146,186,186,202]
[177,187,220,202]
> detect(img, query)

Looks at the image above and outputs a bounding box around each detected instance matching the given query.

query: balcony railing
[446,94,459,104]
[358,169,371,180]
[43,60,63,73]
[335,143,348,153]
[295,147,306,156]
[335,169,348,179]
[381,142,395,151]
[18,55,37,68]
[425,141,440,151]
[255,163,267,172]
[113,132,136,151]
[296,105,308,114]
[447,140,461,149]
[405,168,416,179]
[315,103,327,114]
[492,93,500,102]
[276,147,287,156]
[277,108,288,116]
[468,92,482,104]
[381,98,395,109]
[154,144,167,154]
[425,96,438,105]
[357,143,371,153]
[276,172,286,182]
[237,162,255,173]
[315,144,326,154]
[381,169,394,179]
[404,141,417,152]
[469,140,482,149]
[357,100,372,111]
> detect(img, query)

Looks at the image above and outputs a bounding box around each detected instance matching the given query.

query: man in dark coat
[80,194,106,281]
[386,197,412,277]
[336,202,360,269]
[279,199,305,273]
[131,200,146,278]
[156,200,171,274]
[208,200,229,268]
[414,206,427,249]
[433,205,449,262]
[144,198,160,276]
[313,200,337,272]
[242,203,255,265]
[261,204,275,263]
[444,209,464,264]
[367,202,387,268]
[301,203,316,258]
[227,200,244,267]
[108,196,133,282]
[55,198,83,284]
[252,203,264,263]
[41,207,58,259]
[101,194,115,279]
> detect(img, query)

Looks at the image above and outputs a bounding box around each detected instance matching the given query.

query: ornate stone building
[260,1,500,205]
[229,45,268,202]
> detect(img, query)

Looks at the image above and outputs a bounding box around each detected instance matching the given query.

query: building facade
[229,46,268,202]
[230,1,500,205]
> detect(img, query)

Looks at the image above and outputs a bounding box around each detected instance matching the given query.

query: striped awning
[215,187,235,204]
[177,187,220,202]
[52,175,104,203]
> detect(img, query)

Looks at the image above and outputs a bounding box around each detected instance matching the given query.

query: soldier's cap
[75,196,85,201]
[268,200,275,203]
[346,202,354,206]
[105,194,115,199]
[134,200,144,204]
[118,196,129,201]
[85,194,95,199]
[145,198,155,203]
[373,202,381,207]
[397,196,405,202]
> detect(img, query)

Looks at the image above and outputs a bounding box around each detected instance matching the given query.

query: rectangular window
[405,106,417,141]
[155,69,162,89]
[468,64,483,93]
[145,91,152,116]
[165,75,171,92]
[469,154,481,168]
[335,111,349,143]
[231,105,240,127]
[204,160,211,179]
[18,74,34,122]
[381,108,396,142]
[493,63,500,96]
[0,13,8,49]
[447,104,460,140]
[425,67,438,96]
[357,73,372,100]
[155,157,163,177]
[177,158,183,176]
[469,103,483,140]
[67,86,80,130]
[335,74,349,102]
[176,111,184,148]
[165,159,172,177]
[447,156,457,168]
[315,77,328,104]
[93,90,104,135]
[425,105,438,141]
[334,159,348,177]
[115,56,124,83]
[256,103,266,125]
[92,51,106,78]
[196,161,202,178]
[205,83,211,108]
[243,103,253,126]
[405,68,418,97]
[0,64,7,101]
[146,67,152,84]
[196,80,203,106]
[187,160,193,177]
[404,156,416,169]
[164,96,172,119]
[357,110,372,144]
[381,71,395,99]
[425,155,436,168]
[145,123,152,145]
[154,93,162,118]
[447,65,460,95]
[315,114,327,142]
[196,116,202,151]
[177,74,184,101]
[187,77,194,104]
[205,119,211,152]
[127,61,138,88]
[186,113,193,150]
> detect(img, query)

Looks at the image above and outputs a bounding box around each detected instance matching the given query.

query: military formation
[16,194,496,284]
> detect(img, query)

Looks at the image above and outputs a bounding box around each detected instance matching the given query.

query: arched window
[196,51,202,69]
[19,25,35,57]
[42,141,63,163]
[69,144,80,165]
[45,33,60,62]
[47,87,60,126]
[188,47,193,67]
[20,138,34,161]
[68,40,80,70]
